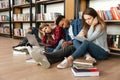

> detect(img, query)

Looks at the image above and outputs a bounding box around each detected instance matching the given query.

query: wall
[89,0,120,35]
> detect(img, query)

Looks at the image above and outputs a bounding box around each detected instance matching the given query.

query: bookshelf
[74,0,120,53]
[12,0,35,38]
[0,0,12,38]
[87,0,120,54]
[35,0,65,28]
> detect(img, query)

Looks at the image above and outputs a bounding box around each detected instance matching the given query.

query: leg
[72,39,82,49]
[53,39,65,52]
[46,45,76,64]
[72,40,108,60]
[57,40,109,69]
[87,41,109,60]
[30,45,76,68]
[32,27,41,42]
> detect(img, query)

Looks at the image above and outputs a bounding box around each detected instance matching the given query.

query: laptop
[26,34,51,47]
[26,34,40,46]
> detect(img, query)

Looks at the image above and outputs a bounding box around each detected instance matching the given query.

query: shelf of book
[0,21,10,23]
[35,0,65,28]
[0,33,10,35]
[109,47,120,53]
[12,21,36,23]
[0,0,12,38]
[13,3,35,8]
[12,0,34,38]
[36,0,64,4]
[0,8,10,12]
[104,20,120,23]
[36,20,54,23]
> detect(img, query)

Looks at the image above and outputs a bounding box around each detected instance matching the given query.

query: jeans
[72,40,109,60]
[45,39,65,53]
[45,45,76,64]
[53,39,65,52]
[72,39,82,49]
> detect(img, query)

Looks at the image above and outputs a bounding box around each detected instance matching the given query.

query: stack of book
[71,59,99,77]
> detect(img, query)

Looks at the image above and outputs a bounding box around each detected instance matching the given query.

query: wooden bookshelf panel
[13,3,35,8]
[0,8,10,12]
[36,20,54,23]
[104,20,120,23]
[36,0,64,4]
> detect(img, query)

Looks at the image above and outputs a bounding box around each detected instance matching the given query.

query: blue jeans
[72,39,82,49]
[45,39,65,53]
[72,40,109,60]
[53,39,65,52]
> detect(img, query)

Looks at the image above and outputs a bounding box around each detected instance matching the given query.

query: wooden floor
[0,36,120,80]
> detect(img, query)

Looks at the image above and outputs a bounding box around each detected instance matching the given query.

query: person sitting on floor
[12,26,41,48]
[29,7,110,69]
[39,23,65,52]
[12,15,67,52]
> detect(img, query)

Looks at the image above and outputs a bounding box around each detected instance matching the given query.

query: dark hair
[55,15,65,26]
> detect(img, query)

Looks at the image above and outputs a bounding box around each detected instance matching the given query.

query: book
[73,58,95,67]
[71,67,99,77]
[73,63,94,69]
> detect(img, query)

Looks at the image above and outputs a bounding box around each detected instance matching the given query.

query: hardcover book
[71,67,99,77]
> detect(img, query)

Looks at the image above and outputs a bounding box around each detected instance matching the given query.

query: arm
[87,24,103,41]
[74,29,87,42]
[49,26,65,46]
[86,17,103,41]
[42,36,46,44]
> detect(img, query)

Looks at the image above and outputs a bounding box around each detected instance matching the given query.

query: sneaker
[85,56,97,63]
[57,58,72,69]
[12,42,25,48]
[31,46,50,68]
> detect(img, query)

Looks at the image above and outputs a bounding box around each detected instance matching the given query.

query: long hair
[39,23,54,44]
[82,7,106,35]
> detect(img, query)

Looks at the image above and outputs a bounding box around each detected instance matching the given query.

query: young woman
[30,8,110,69]
[39,23,65,52]
[57,7,110,68]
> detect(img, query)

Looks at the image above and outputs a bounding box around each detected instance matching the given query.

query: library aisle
[0,36,120,80]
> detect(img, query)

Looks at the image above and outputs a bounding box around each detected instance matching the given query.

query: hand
[39,30,45,36]
[79,30,85,37]
[91,17,98,26]
[62,41,72,48]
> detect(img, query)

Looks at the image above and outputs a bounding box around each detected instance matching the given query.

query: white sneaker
[31,46,50,68]
[57,58,72,69]
[85,56,97,63]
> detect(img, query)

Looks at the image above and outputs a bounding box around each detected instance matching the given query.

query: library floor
[0,36,120,80]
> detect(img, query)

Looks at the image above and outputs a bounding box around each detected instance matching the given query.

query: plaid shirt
[42,26,65,46]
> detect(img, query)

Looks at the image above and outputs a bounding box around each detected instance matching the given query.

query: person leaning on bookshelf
[57,7,110,69]
[28,7,110,69]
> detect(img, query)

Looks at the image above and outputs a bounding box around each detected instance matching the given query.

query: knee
[73,39,79,43]
[83,40,89,45]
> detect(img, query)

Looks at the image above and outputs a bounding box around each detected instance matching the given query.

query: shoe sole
[31,46,50,68]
